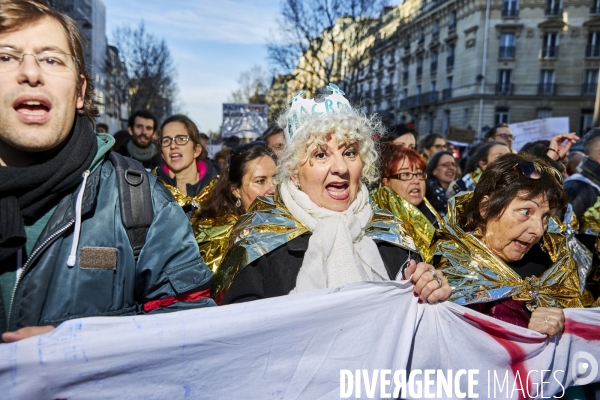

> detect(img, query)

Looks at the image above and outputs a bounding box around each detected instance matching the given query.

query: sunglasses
[513,161,563,184]
[228,140,269,166]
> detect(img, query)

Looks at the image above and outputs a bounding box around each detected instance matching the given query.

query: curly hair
[275,106,382,186]
[0,0,98,120]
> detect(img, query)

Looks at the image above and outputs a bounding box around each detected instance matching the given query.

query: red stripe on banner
[564,319,600,341]
[143,289,211,312]
[463,312,535,400]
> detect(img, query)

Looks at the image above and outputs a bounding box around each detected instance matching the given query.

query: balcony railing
[416,66,423,78]
[499,46,515,59]
[419,91,439,105]
[545,5,562,15]
[501,6,519,17]
[446,55,454,69]
[582,83,598,96]
[586,44,600,58]
[442,88,453,100]
[541,46,558,59]
[430,61,438,74]
[496,83,514,95]
[400,95,420,109]
[538,83,556,95]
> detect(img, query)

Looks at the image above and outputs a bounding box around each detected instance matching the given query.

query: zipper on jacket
[7,219,75,328]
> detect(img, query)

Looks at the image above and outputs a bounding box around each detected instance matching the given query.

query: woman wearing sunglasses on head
[191,141,277,274]
[155,115,219,219]
[371,145,441,262]
[431,153,594,336]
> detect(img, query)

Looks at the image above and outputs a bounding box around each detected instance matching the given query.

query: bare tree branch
[112,21,178,123]
[267,0,387,96]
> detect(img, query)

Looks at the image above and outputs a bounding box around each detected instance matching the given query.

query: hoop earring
[235,198,242,207]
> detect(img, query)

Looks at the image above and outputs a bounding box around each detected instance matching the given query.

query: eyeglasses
[514,161,563,184]
[390,172,427,181]
[161,135,190,147]
[494,133,515,141]
[0,47,78,74]
[228,140,269,166]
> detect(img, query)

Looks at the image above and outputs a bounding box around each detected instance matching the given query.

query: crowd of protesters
[1,0,600,397]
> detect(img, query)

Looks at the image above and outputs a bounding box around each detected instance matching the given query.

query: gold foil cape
[370,185,440,262]
[153,171,218,220]
[213,186,418,300]
[431,192,589,311]
[554,204,594,293]
[581,196,600,235]
[191,213,238,274]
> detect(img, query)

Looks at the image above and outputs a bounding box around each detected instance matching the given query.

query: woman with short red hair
[371,145,440,261]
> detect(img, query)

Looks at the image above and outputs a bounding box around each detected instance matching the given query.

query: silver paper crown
[284,83,353,141]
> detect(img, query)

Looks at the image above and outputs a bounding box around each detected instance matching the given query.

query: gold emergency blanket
[212,187,418,300]
[153,172,218,220]
[191,213,238,274]
[558,204,594,293]
[581,196,600,257]
[370,185,440,263]
[432,192,590,311]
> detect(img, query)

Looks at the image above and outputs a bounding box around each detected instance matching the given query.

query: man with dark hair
[380,123,417,150]
[96,122,109,134]
[483,123,514,151]
[0,1,214,343]
[564,128,600,219]
[116,109,158,169]
[261,125,285,159]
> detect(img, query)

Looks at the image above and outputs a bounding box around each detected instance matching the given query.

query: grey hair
[275,106,383,186]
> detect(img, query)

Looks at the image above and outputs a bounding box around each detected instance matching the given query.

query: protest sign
[509,117,569,151]
[221,103,268,140]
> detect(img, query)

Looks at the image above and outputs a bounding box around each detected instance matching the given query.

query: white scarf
[280,180,388,294]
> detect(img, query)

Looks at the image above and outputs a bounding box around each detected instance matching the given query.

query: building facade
[392,0,598,138]
[49,0,128,132]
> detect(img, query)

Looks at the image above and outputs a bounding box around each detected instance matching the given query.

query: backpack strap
[109,152,154,261]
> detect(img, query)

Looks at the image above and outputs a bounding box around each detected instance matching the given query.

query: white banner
[0,280,598,399]
[509,117,570,151]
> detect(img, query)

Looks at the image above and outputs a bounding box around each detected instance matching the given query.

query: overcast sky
[103,0,281,133]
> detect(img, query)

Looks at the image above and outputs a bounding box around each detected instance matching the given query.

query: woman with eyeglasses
[192,142,277,273]
[425,151,457,216]
[431,153,593,336]
[371,145,441,262]
[155,115,219,219]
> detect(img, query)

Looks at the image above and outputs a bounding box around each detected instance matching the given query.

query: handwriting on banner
[509,117,569,151]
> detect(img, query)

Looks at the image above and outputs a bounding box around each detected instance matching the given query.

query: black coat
[220,233,418,305]
[564,180,599,221]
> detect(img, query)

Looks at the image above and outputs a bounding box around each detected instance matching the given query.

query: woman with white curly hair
[213,84,452,305]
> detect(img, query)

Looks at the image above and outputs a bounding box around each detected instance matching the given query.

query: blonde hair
[275,107,382,186]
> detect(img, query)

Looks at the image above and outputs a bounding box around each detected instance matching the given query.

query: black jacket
[220,233,417,304]
[564,180,599,220]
